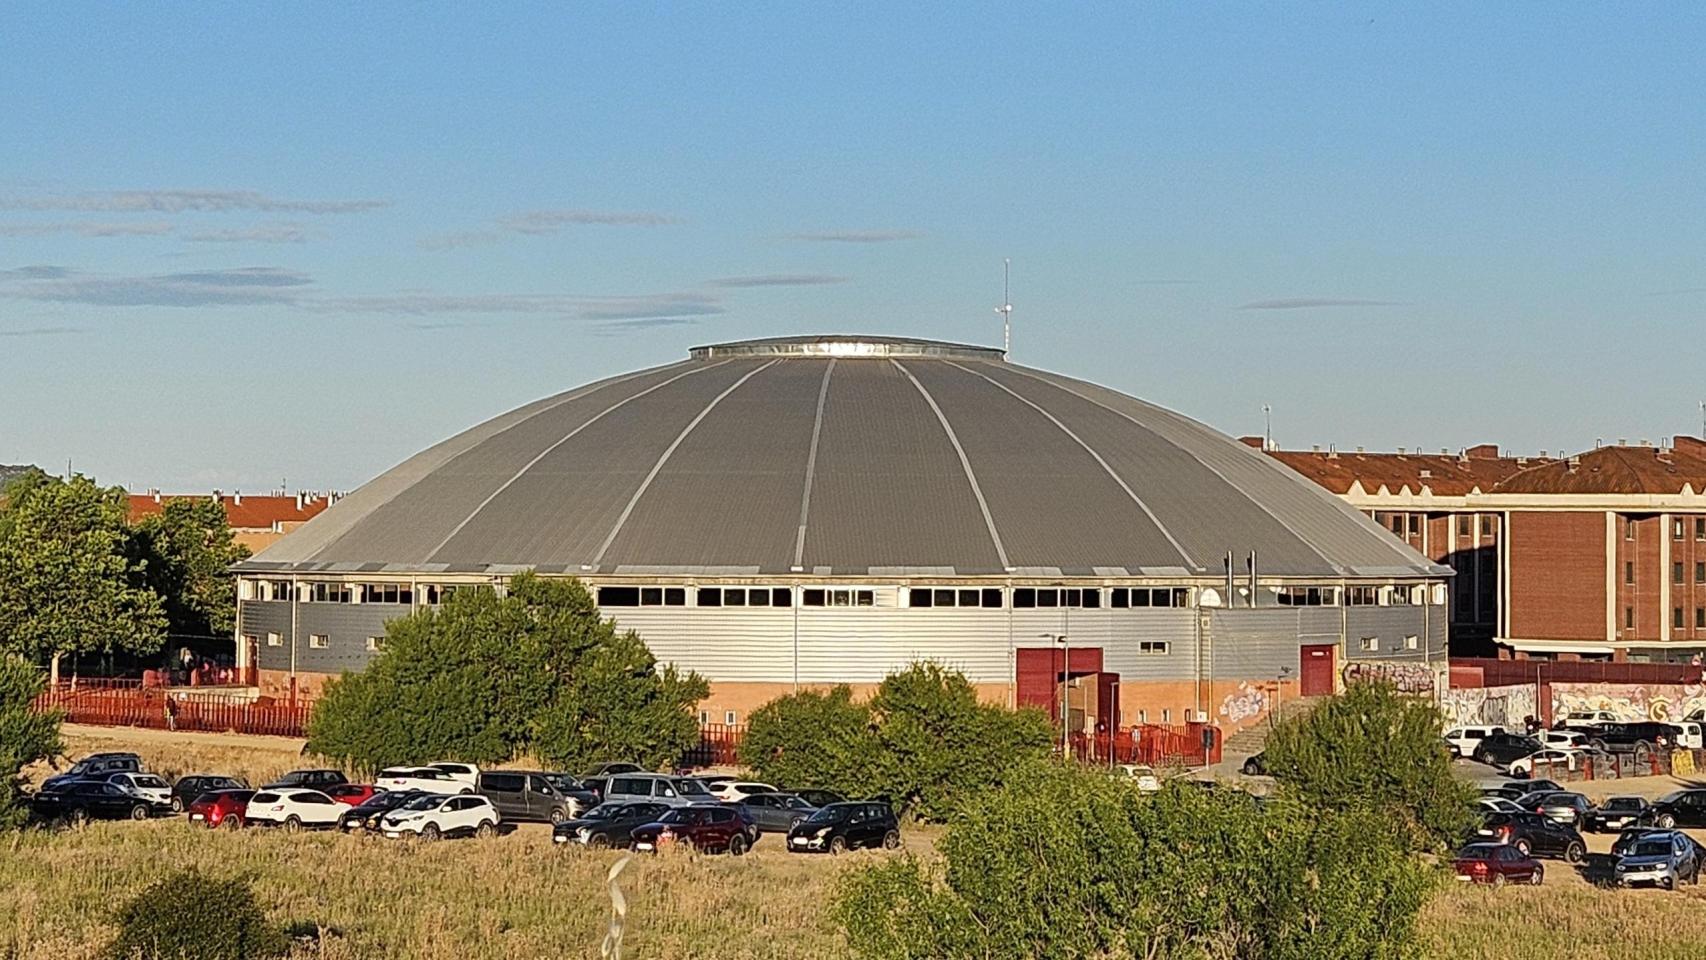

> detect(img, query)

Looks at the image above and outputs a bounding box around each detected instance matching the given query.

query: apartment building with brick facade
[128,490,337,553]
[1260,436,1706,663]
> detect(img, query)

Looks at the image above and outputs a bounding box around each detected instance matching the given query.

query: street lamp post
[1041,632,1070,756]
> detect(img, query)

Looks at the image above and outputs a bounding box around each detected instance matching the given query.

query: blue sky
[3,4,1705,491]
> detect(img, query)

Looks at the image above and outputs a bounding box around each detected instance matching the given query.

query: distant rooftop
[690,334,1005,361]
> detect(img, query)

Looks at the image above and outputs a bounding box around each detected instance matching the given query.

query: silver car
[1614,830,1701,889]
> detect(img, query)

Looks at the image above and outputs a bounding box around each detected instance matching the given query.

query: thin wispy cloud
[184,224,311,244]
[0,265,73,281]
[0,221,174,238]
[418,230,501,251]
[588,316,701,336]
[783,230,921,243]
[497,209,679,233]
[2,266,310,307]
[322,290,722,322]
[706,274,848,288]
[0,189,388,215]
[0,326,82,338]
[1237,297,1401,310]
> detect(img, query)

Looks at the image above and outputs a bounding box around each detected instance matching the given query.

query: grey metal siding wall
[605,608,796,684]
[1343,607,1442,661]
[1018,610,1199,680]
[241,601,294,673]
[1205,610,1313,678]
[294,603,404,674]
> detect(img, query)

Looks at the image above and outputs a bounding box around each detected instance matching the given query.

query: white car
[1115,764,1162,792]
[1442,725,1505,758]
[427,762,481,787]
[1507,748,1585,778]
[244,788,344,831]
[106,772,172,805]
[1478,797,1525,815]
[709,781,778,803]
[377,766,472,794]
[1538,730,1591,751]
[1558,710,1620,731]
[380,794,500,840]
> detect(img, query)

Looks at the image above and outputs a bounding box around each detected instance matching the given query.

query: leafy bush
[741,663,1050,820]
[307,573,706,773]
[106,869,288,960]
[0,656,61,829]
[1262,679,1476,851]
[837,762,1433,960]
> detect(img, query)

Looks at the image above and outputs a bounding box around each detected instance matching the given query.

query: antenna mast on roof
[1262,404,1272,452]
[994,258,1012,356]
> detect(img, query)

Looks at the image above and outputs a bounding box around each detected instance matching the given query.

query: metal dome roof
[241,336,1445,579]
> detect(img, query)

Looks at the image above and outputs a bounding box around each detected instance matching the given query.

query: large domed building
[235,336,1450,733]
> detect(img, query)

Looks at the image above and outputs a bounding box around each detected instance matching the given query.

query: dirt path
[60,722,307,755]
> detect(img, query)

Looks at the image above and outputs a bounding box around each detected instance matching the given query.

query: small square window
[1696,608,1704,629]
[698,710,709,725]
[981,588,1002,608]
[1626,607,1635,629]
[1457,515,1471,537]
[365,636,384,652]
[1696,518,1705,541]
[1675,607,1686,629]
[665,587,686,606]
[1359,636,1378,652]
[1676,520,1686,540]
[1161,708,1171,724]
[1480,515,1493,537]
[1626,518,1637,540]
[1013,588,1036,608]
[1137,641,1169,655]
[748,588,770,607]
[266,632,282,647]
[802,589,825,607]
[308,634,329,649]
[1405,635,1419,650]
[1626,561,1635,585]
[1675,562,1685,584]
[772,588,792,607]
[724,711,738,726]
[1696,562,1704,584]
[1111,589,1130,609]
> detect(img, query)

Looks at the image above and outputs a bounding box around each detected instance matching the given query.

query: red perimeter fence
[1067,723,1221,768]
[32,682,312,739]
[1451,657,1704,688]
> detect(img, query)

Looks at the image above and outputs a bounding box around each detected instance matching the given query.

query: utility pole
[995,258,1012,356]
[1262,404,1272,451]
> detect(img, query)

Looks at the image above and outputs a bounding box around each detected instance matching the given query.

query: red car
[186,789,255,830]
[325,783,380,806]
[628,804,758,855]
[1454,843,1544,886]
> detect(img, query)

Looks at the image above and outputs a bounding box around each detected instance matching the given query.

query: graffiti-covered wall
[1550,682,1706,723]
[1440,683,1538,729]
[1341,660,1443,697]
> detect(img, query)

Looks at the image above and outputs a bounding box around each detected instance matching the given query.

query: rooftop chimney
[1327,444,1338,459]
[233,491,242,505]
[294,492,304,510]
[1465,443,1500,459]
[1674,436,1706,455]
[1355,446,1365,453]
[1397,447,1406,455]
[1311,444,1321,453]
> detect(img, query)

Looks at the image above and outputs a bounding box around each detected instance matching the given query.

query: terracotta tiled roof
[127,493,333,530]
[1264,446,1532,497]
[1493,442,1706,495]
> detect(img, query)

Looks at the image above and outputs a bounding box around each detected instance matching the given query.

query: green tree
[307,573,707,773]
[0,472,167,682]
[1262,678,1476,851]
[837,761,1433,960]
[738,685,881,798]
[132,497,251,638]
[0,656,62,829]
[106,869,289,960]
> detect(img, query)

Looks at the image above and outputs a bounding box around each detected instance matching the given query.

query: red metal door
[1300,644,1336,697]
[1015,647,1104,722]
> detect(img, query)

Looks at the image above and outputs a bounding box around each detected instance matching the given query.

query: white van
[1442,725,1504,758]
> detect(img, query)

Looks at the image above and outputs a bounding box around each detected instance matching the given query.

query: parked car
[582,762,646,778]
[1453,843,1544,886]
[1241,753,1268,776]
[262,769,348,791]
[1537,729,1591,751]
[709,780,779,803]
[1443,725,1505,759]
[103,772,173,807]
[244,789,345,831]
[1114,765,1162,791]
[41,752,142,792]
[324,783,380,806]
[380,794,500,840]
[1501,778,1563,795]
[376,766,471,794]
[1507,748,1587,779]
[1613,826,1668,858]
[1614,830,1702,889]
[552,801,671,849]
[186,789,254,829]
[1472,733,1542,767]
[1474,812,1586,863]
[169,775,247,813]
[787,801,902,855]
[629,804,757,854]
[479,770,580,823]
[604,773,718,808]
[1585,796,1649,833]
[538,772,599,813]
[1478,797,1525,815]
[1642,789,1706,829]
[1588,721,1690,758]
[693,774,737,791]
[793,788,847,808]
[737,792,818,833]
[578,776,608,804]
[1515,791,1593,826]
[32,779,168,822]
[1556,709,1620,731]
[427,762,481,787]
[338,789,430,833]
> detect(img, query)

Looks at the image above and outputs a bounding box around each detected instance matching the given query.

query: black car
[338,789,429,832]
[1241,753,1267,777]
[552,801,672,848]
[32,779,171,823]
[1473,812,1586,863]
[41,752,142,793]
[1585,796,1649,833]
[793,788,847,809]
[1472,733,1542,767]
[262,769,349,790]
[169,775,248,814]
[1589,722,1680,758]
[786,801,901,855]
[1643,789,1706,829]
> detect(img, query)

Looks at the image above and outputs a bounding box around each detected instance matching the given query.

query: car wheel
[69,809,89,827]
[1658,814,1676,829]
[588,833,611,850]
[130,804,149,821]
[1530,864,1544,885]
[475,820,496,839]
[729,834,748,856]
[549,808,566,825]
[882,830,902,851]
[1490,872,1505,888]
[170,797,184,814]
[1565,842,1586,865]
[828,836,847,856]
[223,816,242,831]
[1514,839,1531,856]
[283,815,302,834]
[421,822,440,842]
[1661,875,1675,891]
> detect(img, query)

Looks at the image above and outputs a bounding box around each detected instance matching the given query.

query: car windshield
[583,804,625,821]
[544,774,580,793]
[134,775,168,788]
[401,795,444,811]
[1656,791,1687,805]
[805,805,850,824]
[1632,841,1671,858]
[1604,798,1643,811]
[1456,844,1499,858]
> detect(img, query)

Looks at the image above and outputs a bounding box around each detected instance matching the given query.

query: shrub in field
[1262,679,1476,851]
[307,573,706,773]
[105,869,288,960]
[0,655,61,829]
[837,762,1432,960]
[743,664,1051,820]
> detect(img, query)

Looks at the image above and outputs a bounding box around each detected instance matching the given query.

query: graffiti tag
[1218,681,1269,724]
[1342,660,1436,695]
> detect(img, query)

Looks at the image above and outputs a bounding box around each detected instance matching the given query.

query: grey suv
[603,773,716,808]
[478,771,579,824]
[1614,830,1702,889]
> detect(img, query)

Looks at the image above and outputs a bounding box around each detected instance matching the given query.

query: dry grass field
[6,727,1706,960]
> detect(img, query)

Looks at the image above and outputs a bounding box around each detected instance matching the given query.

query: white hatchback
[380,794,500,840]
[245,788,344,831]
[107,772,173,805]
[377,766,472,794]
[426,762,481,788]
[1508,747,1585,778]
[710,781,779,803]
